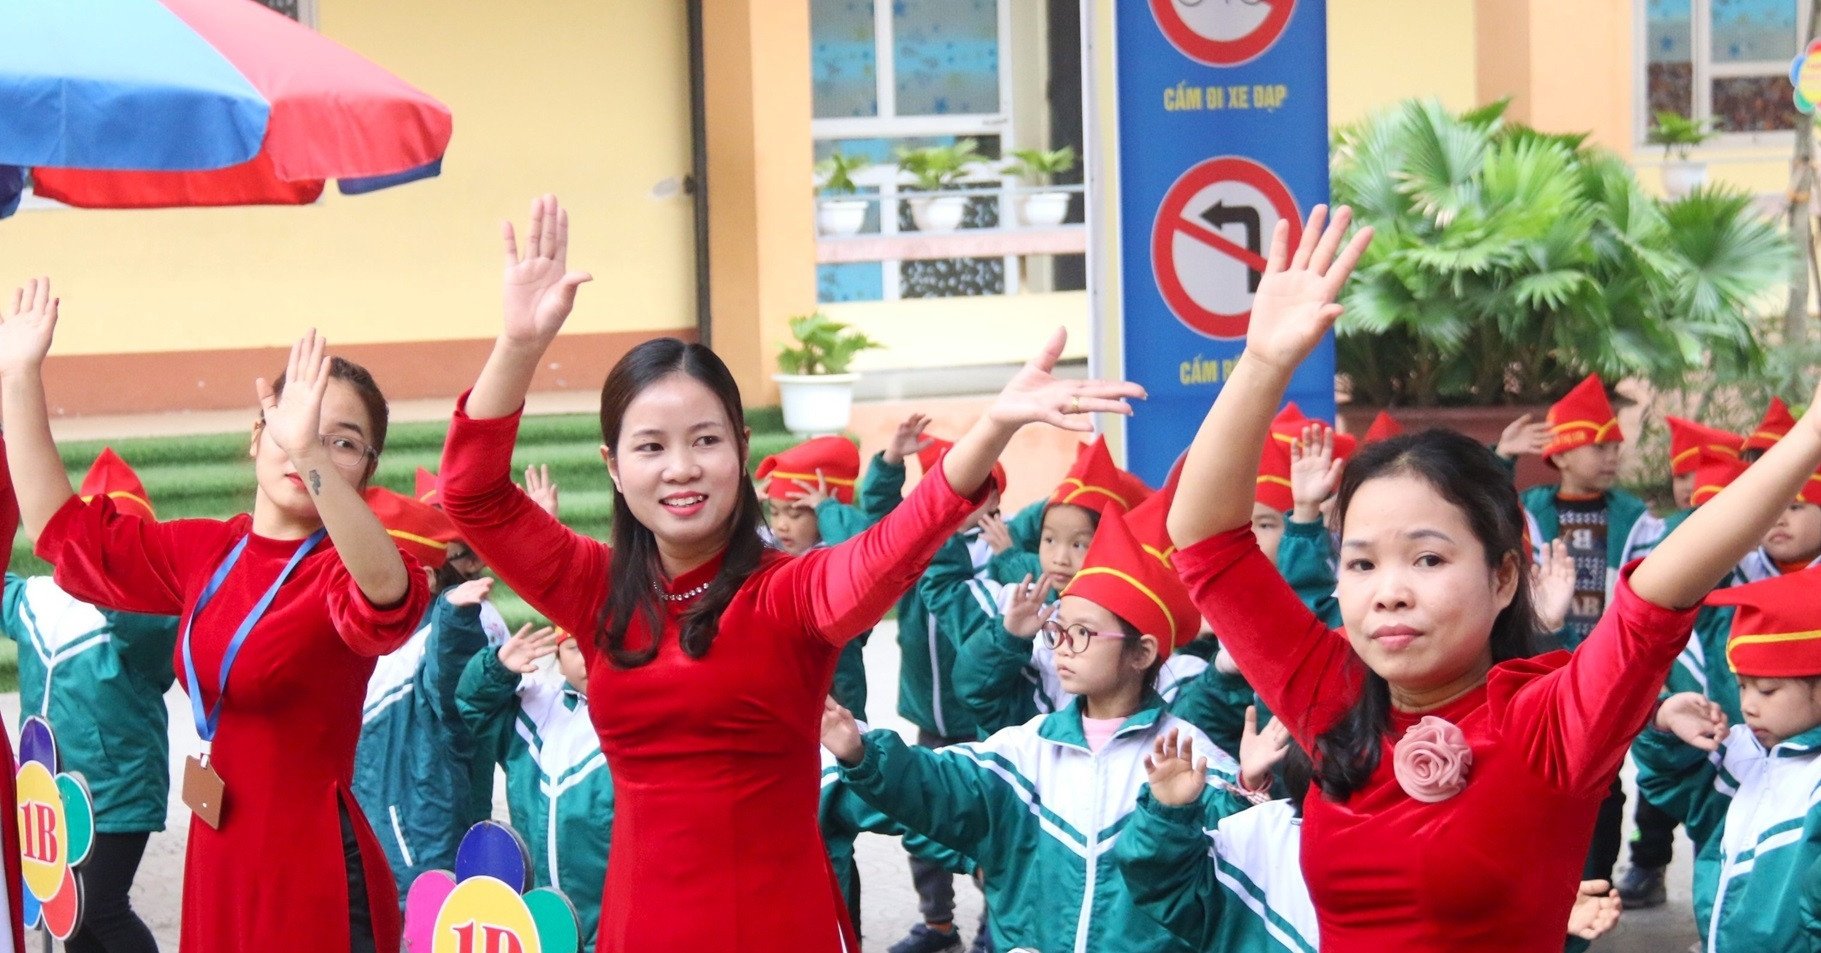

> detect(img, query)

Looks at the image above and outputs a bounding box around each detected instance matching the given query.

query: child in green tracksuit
[0,446,178,952]
[1639,566,1821,952]
[824,510,1242,953]
[458,624,613,953]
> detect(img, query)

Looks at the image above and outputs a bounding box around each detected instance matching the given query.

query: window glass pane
[812,0,879,119]
[899,199,1004,297]
[1712,74,1799,130]
[818,263,885,303]
[1711,0,1797,63]
[1646,0,1695,121]
[254,0,302,19]
[893,0,1000,116]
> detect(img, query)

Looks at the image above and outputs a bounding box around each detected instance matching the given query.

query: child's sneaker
[889,923,963,953]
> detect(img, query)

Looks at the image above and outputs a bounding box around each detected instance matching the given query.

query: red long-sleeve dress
[35,495,430,952]
[437,394,984,953]
[1175,527,1699,952]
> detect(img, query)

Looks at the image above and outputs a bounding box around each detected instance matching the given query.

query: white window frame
[812,0,1017,301]
[1634,0,1812,149]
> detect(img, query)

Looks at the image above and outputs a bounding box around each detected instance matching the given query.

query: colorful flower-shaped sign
[1792,39,1821,113]
[14,716,94,939]
[404,821,579,953]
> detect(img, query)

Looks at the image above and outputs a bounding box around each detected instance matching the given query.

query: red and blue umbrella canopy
[0,0,453,218]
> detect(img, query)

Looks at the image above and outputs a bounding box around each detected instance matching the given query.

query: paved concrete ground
[3,619,1694,951]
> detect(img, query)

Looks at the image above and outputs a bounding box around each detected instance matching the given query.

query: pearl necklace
[654,579,712,602]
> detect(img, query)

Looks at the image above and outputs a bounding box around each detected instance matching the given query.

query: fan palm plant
[1332,99,1787,407]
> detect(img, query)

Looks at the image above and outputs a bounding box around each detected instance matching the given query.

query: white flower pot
[1020,191,1071,227]
[774,372,861,436]
[817,198,868,237]
[909,194,968,233]
[1662,160,1707,198]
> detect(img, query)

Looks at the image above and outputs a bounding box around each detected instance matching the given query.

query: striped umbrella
[0,0,453,217]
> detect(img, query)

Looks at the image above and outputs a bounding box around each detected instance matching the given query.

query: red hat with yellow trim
[755,436,861,504]
[1123,470,1178,572]
[1364,410,1404,445]
[1049,435,1151,516]
[364,486,458,567]
[1543,374,1623,461]
[1060,508,1197,656]
[1269,404,1357,461]
[414,467,441,506]
[1690,448,1750,508]
[1256,434,1294,513]
[1804,469,1821,507]
[1667,417,1744,478]
[79,448,154,522]
[1744,398,1797,453]
[1709,566,1821,677]
[917,438,1008,494]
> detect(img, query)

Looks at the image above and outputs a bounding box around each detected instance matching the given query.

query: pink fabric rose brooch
[1393,715,1473,803]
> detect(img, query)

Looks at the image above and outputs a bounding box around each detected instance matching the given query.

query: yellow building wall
[0,0,697,358]
[1328,0,1480,126]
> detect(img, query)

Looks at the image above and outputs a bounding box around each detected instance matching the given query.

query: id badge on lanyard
[179,528,325,827]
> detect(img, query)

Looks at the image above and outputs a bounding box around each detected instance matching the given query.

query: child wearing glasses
[821,508,1241,953]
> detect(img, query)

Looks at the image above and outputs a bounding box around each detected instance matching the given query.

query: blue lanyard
[181,528,327,742]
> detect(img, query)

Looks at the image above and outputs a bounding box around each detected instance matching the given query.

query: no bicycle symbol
[1149,0,1296,67]
[1149,156,1302,341]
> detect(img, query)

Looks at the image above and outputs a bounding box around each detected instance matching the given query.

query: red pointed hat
[1710,566,1821,677]
[1690,448,1750,508]
[414,467,441,506]
[1543,374,1623,460]
[1804,469,1821,507]
[1049,435,1151,516]
[1744,398,1797,453]
[365,486,458,568]
[755,436,861,504]
[1060,509,1197,656]
[1269,405,1357,461]
[1256,434,1294,513]
[1364,410,1404,445]
[917,438,1007,494]
[1123,471,1179,571]
[79,448,154,522]
[1666,417,1744,478]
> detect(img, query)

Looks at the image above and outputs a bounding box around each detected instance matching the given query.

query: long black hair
[595,339,765,667]
[1311,428,1547,801]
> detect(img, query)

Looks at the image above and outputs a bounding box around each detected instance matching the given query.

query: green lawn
[1,406,800,687]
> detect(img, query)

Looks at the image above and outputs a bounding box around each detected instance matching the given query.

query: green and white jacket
[819,734,976,912]
[1,574,178,834]
[841,694,1241,953]
[1636,721,1821,952]
[457,647,613,953]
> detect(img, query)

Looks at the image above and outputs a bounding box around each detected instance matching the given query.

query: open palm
[990,327,1147,433]
[0,278,60,378]
[1146,729,1209,807]
[1245,205,1373,373]
[502,195,593,347]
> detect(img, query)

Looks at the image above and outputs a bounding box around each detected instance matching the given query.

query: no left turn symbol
[1150,156,1302,340]
[1149,0,1295,67]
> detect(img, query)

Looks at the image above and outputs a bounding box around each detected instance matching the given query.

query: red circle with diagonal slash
[1151,156,1302,340]
[1148,0,1295,67]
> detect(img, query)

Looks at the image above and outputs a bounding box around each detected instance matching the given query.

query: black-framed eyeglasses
[1038,619,1132,654]
[257,416,378,471]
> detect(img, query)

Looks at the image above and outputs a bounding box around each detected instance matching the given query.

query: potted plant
[1648,110,1718,198]
[1329,98,1786,484]
[773,312,884,435]
[1003,146,1077,227]
[896,138,980,233]
[815,152,870,237]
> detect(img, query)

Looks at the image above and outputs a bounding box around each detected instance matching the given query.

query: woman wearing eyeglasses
[821,506,1245,953]
[0,280,430,953]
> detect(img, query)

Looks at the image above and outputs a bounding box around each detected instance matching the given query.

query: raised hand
[523,464,559,517]
[501,195,593,347]
[255,330,334,467]
[1003,573,1055,639]
[498,623,560,674]
[1531,539,1575,633]
[1289,424,1345,523]
[1496,413,1553,461]
[0,277,59,378]
[882,412,934,466]
[821,697,864,766]
[783,470,832,510]
[1654,691,1729,752]
[1237,705,1290,793]
[1243,205,1373,374]
[1567,880,1622,941]
[989,327,1146,434]
[978,511,1014,555]
[445,577,494,607]
[1145,728,1210,807]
